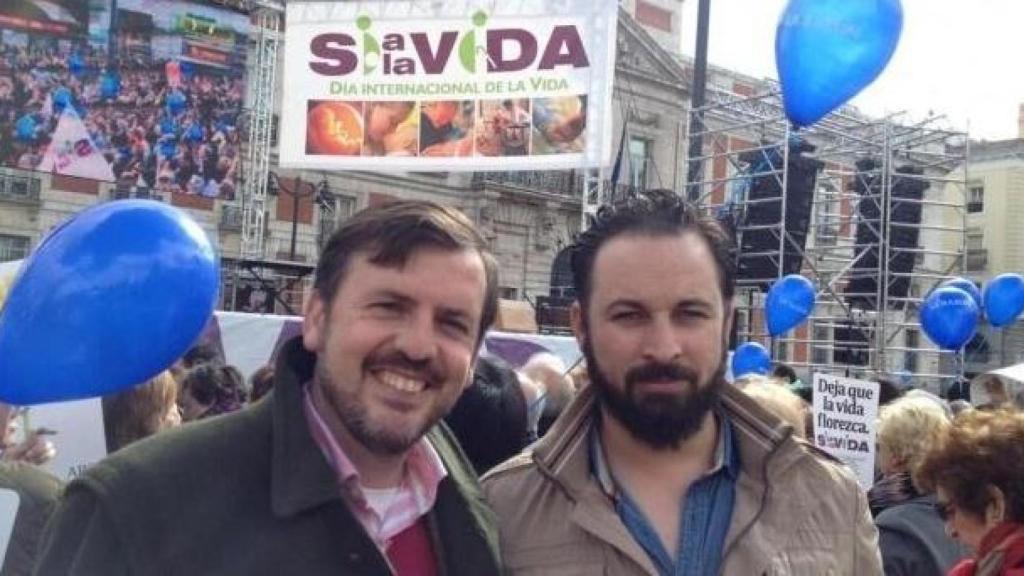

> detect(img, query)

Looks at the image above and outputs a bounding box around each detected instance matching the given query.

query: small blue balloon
[940,278,983,313]
[776,0,904,127]
[166,90,187,116]
[100,71,121,100]
[732,342,772,378]
[69,53,85,76]
[983,273,1024,328]
[766,274,816,336]
[52,87,73,113]
[160,117,177,135]
[0,201,220,405]
[186,123,204,143]
[920,286,979,351]
[15,114,36,141]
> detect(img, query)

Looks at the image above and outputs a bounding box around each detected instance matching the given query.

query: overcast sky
[678,0,1021,141]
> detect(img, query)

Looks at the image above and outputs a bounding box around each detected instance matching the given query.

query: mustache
[624,362,699,388]
[366,351,443,386]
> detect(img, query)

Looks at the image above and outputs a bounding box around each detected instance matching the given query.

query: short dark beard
[583,332,725,450]
[314,361,436,456]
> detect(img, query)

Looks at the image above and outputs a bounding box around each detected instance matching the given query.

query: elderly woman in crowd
[872,396,968,575]
[916,408,1024,575]
[737,375,810,438]
[102,370,181,452]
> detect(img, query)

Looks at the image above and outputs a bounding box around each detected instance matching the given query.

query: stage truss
[687,88,969,392]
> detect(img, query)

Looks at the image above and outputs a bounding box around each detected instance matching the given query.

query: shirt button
[347,552,361,563]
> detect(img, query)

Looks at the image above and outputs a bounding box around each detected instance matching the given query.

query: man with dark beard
[482,191,881,575]
[36,201,502,575]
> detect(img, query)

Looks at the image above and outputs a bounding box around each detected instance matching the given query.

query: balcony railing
[0,170,42,205]
[477,171,577,197]
[111,185,163,202]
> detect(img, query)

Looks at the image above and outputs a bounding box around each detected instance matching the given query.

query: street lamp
[266,172,326,261]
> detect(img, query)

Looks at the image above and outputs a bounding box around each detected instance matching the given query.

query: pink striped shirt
[303,385,447,551]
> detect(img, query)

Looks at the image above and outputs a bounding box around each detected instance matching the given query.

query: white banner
[811,373,880,489]
[17,398,108,482]
[280,1,617,172]
[0,489,18,570]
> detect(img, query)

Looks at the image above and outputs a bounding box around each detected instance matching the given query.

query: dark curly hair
[570,189,735,311]
[915,408,1024,522]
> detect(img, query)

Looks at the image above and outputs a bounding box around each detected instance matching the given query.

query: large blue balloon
[919,286,979,351]
[766,274,816,336]
[983,273,1024,328]
[940,277,983,312]
[732,342,772,378]
[0,201,219,405]
[776,0,904,127]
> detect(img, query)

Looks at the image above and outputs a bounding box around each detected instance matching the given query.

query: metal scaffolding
[239,4,282,260]
[687,88,969,392]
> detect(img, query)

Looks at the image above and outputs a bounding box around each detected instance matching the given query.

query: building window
[498,286,518,300]
[635,0,673,33]
[904,329,919,373]
[628,137,652,190]
[967,184,984,213]
[0,234,30,262]
[966,229,986,271]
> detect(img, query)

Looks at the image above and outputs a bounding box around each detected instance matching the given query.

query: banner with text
[812,373,880,489]
[280,1,617,172]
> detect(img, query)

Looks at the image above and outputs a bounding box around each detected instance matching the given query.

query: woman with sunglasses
[916,408,1024,575]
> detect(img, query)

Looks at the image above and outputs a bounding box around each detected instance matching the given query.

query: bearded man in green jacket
[35,201,502,575]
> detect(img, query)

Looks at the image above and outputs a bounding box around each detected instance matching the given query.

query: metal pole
[290,177,302,261]
[686,0,711,201]
[107,0,119,69]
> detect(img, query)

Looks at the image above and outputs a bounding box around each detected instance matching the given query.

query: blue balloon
[186,123,204,143]
[983,273,1024,328]
[15,114,36,141]
[160,117,177,135]
[100,71,121,101]
[69,53,85,76]
[919,286,979,351]
[0,201,219,405]
[940,278,983,314]
[776,0,904,127]
[52,87,73,113]
[166,90,187,116]
[732,342,772,378]
[766,274,816,336]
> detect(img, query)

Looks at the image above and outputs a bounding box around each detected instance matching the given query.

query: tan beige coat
[482,384,882,575]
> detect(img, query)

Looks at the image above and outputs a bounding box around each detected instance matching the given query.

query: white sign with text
[812,373,880,489]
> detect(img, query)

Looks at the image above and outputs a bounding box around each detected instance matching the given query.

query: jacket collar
[532,382,798,487]
[270,337,343,518]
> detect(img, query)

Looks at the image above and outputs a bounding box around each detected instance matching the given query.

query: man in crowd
[36,201,502,575]
[482,191,881,574]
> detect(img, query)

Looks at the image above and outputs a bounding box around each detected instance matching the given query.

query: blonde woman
[872,396,968,575]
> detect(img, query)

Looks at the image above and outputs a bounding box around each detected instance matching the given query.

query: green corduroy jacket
[33,338,502,576]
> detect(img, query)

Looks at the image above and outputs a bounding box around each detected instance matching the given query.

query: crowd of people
[0,43,244,199]
[2,193,1024,575]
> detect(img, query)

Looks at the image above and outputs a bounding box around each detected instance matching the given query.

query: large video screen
[0,0,250,200]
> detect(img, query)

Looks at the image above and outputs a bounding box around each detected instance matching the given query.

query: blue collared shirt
[591,413,739,576]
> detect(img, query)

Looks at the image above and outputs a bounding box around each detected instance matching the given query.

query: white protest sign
[21,398,107,481]
[812,373,880,489]
[0,489,19,569]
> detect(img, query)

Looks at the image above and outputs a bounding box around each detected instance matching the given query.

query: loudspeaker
[833,321,871,366]
[846,163,929,309]
[735,140,824,290]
